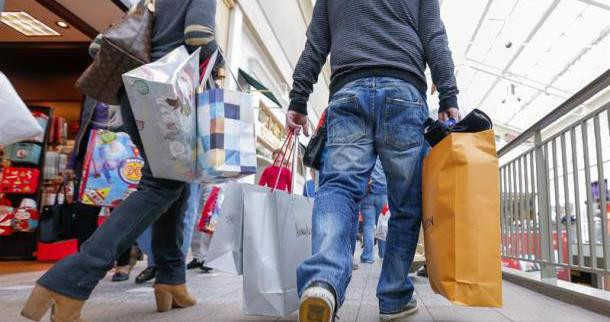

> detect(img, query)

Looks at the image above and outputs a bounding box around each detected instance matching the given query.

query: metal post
[571,128,584,267]
[511,161,518,258]
[561,133,573,267]
[523,154,533,260]
[501,167,508,256]
[530,151,539,261]
[582,122,597,270]
[535,132,557,279]
[593,115,609,270]
[518,157,524,258]
[552,139,563,264]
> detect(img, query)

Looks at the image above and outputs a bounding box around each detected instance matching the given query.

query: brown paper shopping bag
[422,129,502,307]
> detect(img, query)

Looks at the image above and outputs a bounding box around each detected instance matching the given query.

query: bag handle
[198,49,244,92]
[271,133,296,192]
[52,180,67,206]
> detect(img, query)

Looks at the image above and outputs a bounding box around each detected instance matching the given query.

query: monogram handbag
[75,0,155,105]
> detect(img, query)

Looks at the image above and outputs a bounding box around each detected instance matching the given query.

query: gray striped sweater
[289,0,459,115]
[151,0,217,61]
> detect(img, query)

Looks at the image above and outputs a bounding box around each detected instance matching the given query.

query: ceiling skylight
[1,12,60,36]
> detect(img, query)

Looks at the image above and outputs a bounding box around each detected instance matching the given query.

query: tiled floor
[0,259,607,321]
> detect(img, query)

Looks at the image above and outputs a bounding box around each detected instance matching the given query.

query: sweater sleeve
[258,167,270,187]
[185,0,219,59]
[288,0,331,115]
[418,0,459,112]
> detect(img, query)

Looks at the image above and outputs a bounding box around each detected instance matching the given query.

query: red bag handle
[271,133,296,192]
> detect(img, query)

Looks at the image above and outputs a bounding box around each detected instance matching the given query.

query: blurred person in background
[258,149,292,192]
[359,158,388,263]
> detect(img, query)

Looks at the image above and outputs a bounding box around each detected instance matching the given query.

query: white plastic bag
[0,72,43,145]
[375,210,391,241]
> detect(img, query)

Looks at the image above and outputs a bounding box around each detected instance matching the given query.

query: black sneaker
[379,298,418,321]
[187,258,202,270]
[200,261,213,273]
[135,266,156,284]
[416,265,428,278]
[112,271,130,282]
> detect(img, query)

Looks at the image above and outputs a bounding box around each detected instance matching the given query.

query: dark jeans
[73,202,131,266]
[37,92,190,300]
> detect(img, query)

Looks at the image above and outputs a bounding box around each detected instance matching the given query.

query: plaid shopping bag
[196,88,257,182]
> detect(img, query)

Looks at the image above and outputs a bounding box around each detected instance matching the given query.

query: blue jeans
[296,77,428,313]
[37,92,190,300]
[360,193,388,262]
[137,183,200,267]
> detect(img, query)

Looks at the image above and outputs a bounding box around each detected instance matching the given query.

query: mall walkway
[0,258,607,322]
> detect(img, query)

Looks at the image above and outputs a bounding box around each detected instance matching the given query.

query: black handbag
[303,114,327,170]
[39,183,75,243]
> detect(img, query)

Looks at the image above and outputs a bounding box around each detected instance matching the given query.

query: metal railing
[498,70,610,282]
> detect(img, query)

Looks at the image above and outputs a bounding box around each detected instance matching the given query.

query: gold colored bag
[422,129,502,307]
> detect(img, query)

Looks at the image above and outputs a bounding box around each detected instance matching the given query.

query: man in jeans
[360,158,388,263]
[285,1,460,321]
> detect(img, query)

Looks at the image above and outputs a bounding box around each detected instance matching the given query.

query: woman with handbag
[21,1,220,320]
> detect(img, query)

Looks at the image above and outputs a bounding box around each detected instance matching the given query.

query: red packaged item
[0,206,15,236]
[11,198,39,232]
[0,167,40,194]
[37,239,78,262]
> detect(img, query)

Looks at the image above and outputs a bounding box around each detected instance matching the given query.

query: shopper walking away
[359,158,388,262]
[21,0,220,320]
[258,149,292,192]
[285,1,460,321]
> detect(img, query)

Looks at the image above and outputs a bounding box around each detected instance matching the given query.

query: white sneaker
[379,298,418,321]
[299,282,336,322]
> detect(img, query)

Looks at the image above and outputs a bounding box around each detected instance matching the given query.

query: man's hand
[438,107,460,122]
[286,110,310,137]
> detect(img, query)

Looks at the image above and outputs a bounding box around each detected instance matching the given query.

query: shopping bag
[75,1,154,104]
[40,183,76,243]
[422,129,502,307]
[0,72,43,145]
[196,89,256,182]
[242,188,313,317]
[195,50,257,183]
[206,183,268,275]
[78,130,144,207]
[123,46,200,182]
[374,205,390,241]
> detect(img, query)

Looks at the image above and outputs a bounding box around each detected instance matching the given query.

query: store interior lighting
[55,21,69,29]
[0,11,60,36]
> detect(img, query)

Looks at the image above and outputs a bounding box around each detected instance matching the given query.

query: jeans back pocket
[327,96,366,145]
[384,97,426,150]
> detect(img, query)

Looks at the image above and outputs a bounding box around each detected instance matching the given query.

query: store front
[0,0,125,260]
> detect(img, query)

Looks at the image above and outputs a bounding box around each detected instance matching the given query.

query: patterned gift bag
[196,88,257,182]
[123,46,200,182]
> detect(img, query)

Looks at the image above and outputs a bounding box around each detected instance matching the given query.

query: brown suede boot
[153,283,197,312]
[21,285,87,322]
